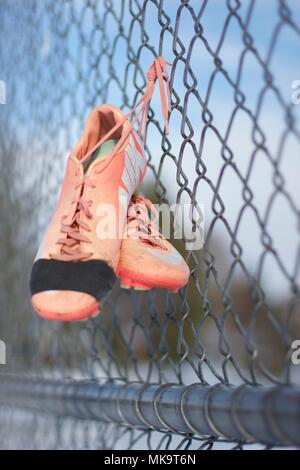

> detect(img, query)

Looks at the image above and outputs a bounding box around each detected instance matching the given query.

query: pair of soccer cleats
[30,58,190,321]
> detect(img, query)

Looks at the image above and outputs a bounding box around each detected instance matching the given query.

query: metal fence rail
[0,0,300,450]
[1,375,300,447]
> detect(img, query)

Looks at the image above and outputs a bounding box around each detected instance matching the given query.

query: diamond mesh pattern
[0,0,299,449]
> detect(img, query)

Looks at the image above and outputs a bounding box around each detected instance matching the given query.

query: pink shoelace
[126,194,167,250]
[51,57,171,262]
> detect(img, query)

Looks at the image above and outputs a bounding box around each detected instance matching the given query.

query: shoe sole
[31,299,100,322]
[117,268,189,293]
[120,276,179,293]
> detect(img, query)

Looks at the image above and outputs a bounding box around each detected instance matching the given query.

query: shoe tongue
[73,108,103,160]
[83,139,117,173]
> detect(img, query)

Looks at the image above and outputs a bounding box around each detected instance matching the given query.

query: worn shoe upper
[31,105,147,320]
[118,194,190,290]
[30,57,171,320]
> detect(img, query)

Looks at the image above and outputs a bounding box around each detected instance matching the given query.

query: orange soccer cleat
[30,57,171,321]
[117,194,190,292]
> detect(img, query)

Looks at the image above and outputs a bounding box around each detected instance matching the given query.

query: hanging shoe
[118,194,190,292]
[30,57,171,321]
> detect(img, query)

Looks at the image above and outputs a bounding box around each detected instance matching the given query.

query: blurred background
[0,0,300,449]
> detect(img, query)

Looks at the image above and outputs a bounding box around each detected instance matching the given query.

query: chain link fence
[0,0,300,450]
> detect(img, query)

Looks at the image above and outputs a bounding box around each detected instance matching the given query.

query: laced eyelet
[50,175,97,261]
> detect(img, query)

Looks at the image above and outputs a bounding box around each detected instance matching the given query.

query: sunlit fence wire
[0,0,300,450]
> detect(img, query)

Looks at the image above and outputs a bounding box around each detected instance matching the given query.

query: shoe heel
[120,276,151,291]
[168,287,179,293]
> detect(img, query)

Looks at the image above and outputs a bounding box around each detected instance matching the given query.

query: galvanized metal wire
[0,0,300,450]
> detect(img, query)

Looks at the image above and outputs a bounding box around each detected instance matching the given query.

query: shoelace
[80,56,171,164]
[51,176,96,261]
[126,194,167,250]
[51,57,171,262]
